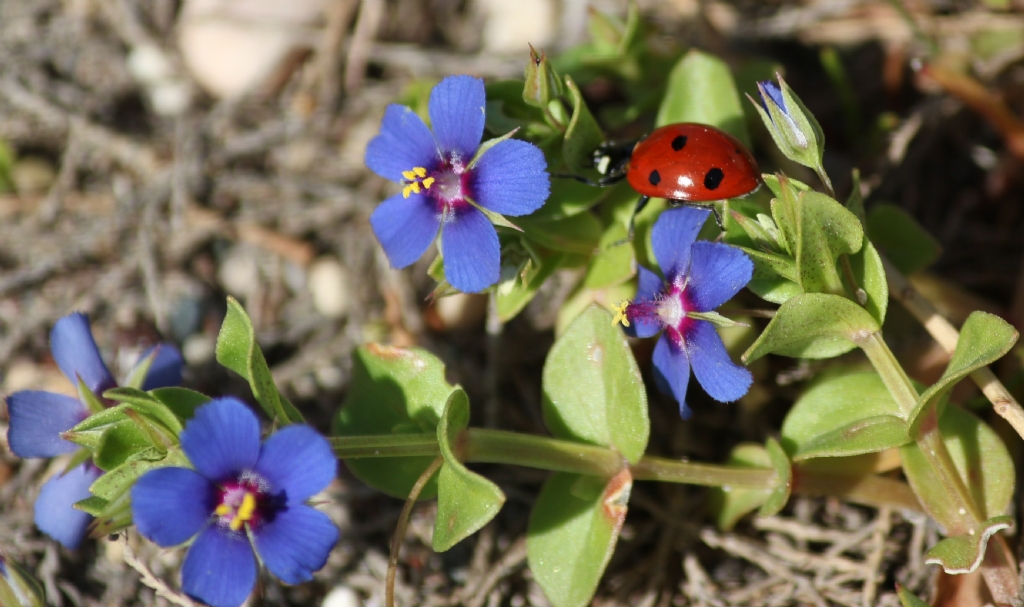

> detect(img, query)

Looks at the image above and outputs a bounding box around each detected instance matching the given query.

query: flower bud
[750,76,831,190]
[523,45,563,108]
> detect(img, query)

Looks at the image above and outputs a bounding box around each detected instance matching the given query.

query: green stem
[328,430,920,512]
[858,332,919,413]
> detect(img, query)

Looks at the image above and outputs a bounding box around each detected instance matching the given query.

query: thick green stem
[858,330,1018,604]
[328,430,920,512]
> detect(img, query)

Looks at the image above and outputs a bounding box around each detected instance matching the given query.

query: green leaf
[845,239,888,325]
[529,177,608,221]
[543,305,649,463]
[901,405,1015,527]
[103,387,184,434]
[0,553,45,607]
[656,50,750,146]
[867,204,941,274]
[762,174,811,199]
[746,275,802,305]
[554,282,637,337]
[758,438,792,516]
[496,250,566,322]
[743,293,880,363]
[740,247,799,283]
[433,390,506,552]
[334,345,455,499]
[518,212,602,254]
[709,444,772,530]
[93,420,158,471]
[908,312,1019,437]
[562,75,605,173]
[781,371,908,460]
[795,191,863,295]
[73,495,110,517]
[527,470,632,607]
[896,584,932,607]
[925,515,1014,574]
[216,297,304,424]
[584,185,639,289]
[90,447,190,500]
[149,387,210,422]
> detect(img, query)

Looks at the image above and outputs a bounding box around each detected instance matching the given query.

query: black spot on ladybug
[649,169,661,186]
[704,168,724,190]
[671,136,688,151]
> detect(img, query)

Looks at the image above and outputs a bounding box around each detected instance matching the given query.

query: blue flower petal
[132,467,216,547]
[686,241,753,311]
[651,207,709,281]
[180,398,261,483]
[34,463,101,549]
[364,104,439,183]
[686,320,752,403]
[6,391,87,458]
[441,207,499,293]
[758,80,786,114]
[254,425,336,503]
[469,139,549,216]
[139,343,184,391]
[623,267,663,339]
[50,313,115,394]
[652,335,693,419]
[254,504,338,585]
[370,192,441,270]
[428,75,485,163]
[182,526,256,607]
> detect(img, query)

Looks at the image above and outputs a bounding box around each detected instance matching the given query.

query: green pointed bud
[749,76,832,192]
[0,556,45,607]
[523,45,563,108]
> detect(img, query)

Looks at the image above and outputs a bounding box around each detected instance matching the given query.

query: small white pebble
[307,257,351,319]
[149,79,192,116]
[182,334,216,366]
[127,44,176,85]
[315,365,344,390]
[434,293,487,331]
[322,585,361,607]
[219,246,261,298]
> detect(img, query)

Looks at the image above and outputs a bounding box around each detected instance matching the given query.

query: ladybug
[574,123,761,227]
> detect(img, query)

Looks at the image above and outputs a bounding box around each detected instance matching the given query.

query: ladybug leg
[709,203,725,230]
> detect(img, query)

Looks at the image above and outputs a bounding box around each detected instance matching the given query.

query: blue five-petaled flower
[131,398,338,607]
[614,207,753,418]
[364,75,550,293]
[5,312,183,549]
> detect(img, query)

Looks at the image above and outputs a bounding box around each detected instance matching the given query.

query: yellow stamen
[214,503,231,517]
[612,301,631,327]
[401,167,431,198]
[413,166,427,177]
[401,170,417,180]
[422,176,435,189]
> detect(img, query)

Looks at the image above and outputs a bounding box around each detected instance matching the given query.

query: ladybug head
[592,139,636,179]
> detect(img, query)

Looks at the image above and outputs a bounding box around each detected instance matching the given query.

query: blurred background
[2,1,1024,605]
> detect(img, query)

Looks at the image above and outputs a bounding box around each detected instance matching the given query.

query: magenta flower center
[401,154,474,217]
[214,471,280,532]
[621,278,694,344]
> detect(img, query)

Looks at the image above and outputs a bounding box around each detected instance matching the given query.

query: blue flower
[4,313,183,549]
[364,75,550,293]
[131,398,338,607]
[756,79,808,149]
[614,208,753,418]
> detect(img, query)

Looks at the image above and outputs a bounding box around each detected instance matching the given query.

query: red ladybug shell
[625,123,760,202]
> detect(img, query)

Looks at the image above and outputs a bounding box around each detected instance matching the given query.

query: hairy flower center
[214,471,281,532]
[401,156,471,213]
[614,282,691,337]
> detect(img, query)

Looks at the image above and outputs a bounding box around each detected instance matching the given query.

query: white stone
[218,245,261,298]
[182,333,216,366]
[434,293,487,331]
[307,257,351,319]
[177,0,328,98]
[127,44,175,85]
[479,0,556,54]
[315,365,344,390]
[322,585,361,607]
[149,80,193,116]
